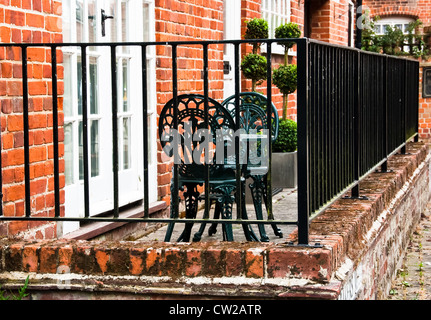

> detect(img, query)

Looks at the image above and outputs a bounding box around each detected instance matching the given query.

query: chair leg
[208,202,221,236]
[249,176,269,242]
[261,176,283,238]
[213,185,236,242]
[193,199,216,242]
[176,183,200,242]
[164,181,179,242]
[239,180,259,242]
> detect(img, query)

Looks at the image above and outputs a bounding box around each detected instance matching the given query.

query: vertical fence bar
[51,46,61,217]
[203,44,210,219]
[401,60,408,154]
[81,46,90,218]
[142,44,149,218]
[111,45,119,218]
[351,50,361,198]
[415,63,420,142]
[163,43,179,242]
[297,38,309,245]
[381,56,389,172]
[172,44,179,218]
[266,41,273,221]
[22,45,31,218]
[234,43,242,221]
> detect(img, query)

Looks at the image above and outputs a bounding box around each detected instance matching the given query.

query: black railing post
[401,59,408,154]
[415,63,420,142]
[351,50,361,198]
[297,38,310,245]
[172,44,179,218]
[142,44,150,218]
[81,46,90,218]
[381,56,389,172]
[266,40,273,221]
[22,45,31,218]
[203,43,210,219]
[51,45,61,217]
[234,42,242,221]
[111,45,119,218]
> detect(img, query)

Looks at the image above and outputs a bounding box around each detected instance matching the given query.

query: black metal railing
[0,38,420,245]
[299,39,419,244]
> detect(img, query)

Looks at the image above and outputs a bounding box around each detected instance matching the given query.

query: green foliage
[272,64,297,96]
[274,22,301,50]
[362,18,429,59]
[244,18,269,40]
[244,18,269,52]
[272,119,297,153]
[0,276,29,300]
[240,53,267,91]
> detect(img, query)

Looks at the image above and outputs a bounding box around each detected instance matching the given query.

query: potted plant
[272,118,297,188]
[241,18,268,92]
[271,22,301,188]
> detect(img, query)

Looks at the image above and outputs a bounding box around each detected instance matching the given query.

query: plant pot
[271,151,297,188]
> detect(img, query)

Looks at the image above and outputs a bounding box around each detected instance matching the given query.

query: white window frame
[374,16,415,35]
[374,16,415,52]
[61,0,157,234]
[261,0,292,55]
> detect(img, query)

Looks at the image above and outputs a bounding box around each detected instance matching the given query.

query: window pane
[143,2,150,42]
[122,59,129,112]
[63,0,71,42]
[76,0,84,42]
[65,123,74,185]
[89,57,98,114]
[79,121,83,180]
[88,0,97,43]
[123,117,131,169]
[122,1,128,52]
[77,56,82,115]
[63,56,73,117]
[375,25,382,34]
[91,120,99,177]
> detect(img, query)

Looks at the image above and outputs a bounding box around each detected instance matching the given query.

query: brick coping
[0,142,428,299]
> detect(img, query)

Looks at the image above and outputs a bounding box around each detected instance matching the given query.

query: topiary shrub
[244,18,269,54]
[272,22,300,120]
[242,18,269,91]
[240,53,267,90]
[272,64,297,96]
[274,22,301,64]
[272,119,297,153]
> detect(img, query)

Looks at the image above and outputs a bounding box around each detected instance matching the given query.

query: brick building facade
[5,0,425,240]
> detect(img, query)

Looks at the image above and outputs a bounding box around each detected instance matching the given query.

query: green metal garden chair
[158,94,257,242]
[219,92,283,242]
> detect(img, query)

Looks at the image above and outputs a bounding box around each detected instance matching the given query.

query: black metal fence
[0,38,420,245]
[298,39,419,244]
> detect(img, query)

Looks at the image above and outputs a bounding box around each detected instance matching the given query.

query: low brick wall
[0,142,429,300]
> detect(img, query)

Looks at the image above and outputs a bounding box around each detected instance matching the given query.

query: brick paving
[387,201,431,300]
[138,188,298,243]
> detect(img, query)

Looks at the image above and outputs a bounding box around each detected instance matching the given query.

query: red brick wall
[0,0,64,239]
[154,0,224,203]
[307,0,353,46]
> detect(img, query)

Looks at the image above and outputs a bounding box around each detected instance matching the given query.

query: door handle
[101,9,114,37]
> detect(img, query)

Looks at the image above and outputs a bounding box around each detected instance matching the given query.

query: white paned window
[261,0,291,54]
[61,0,157,234]
[374,16,415,52]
